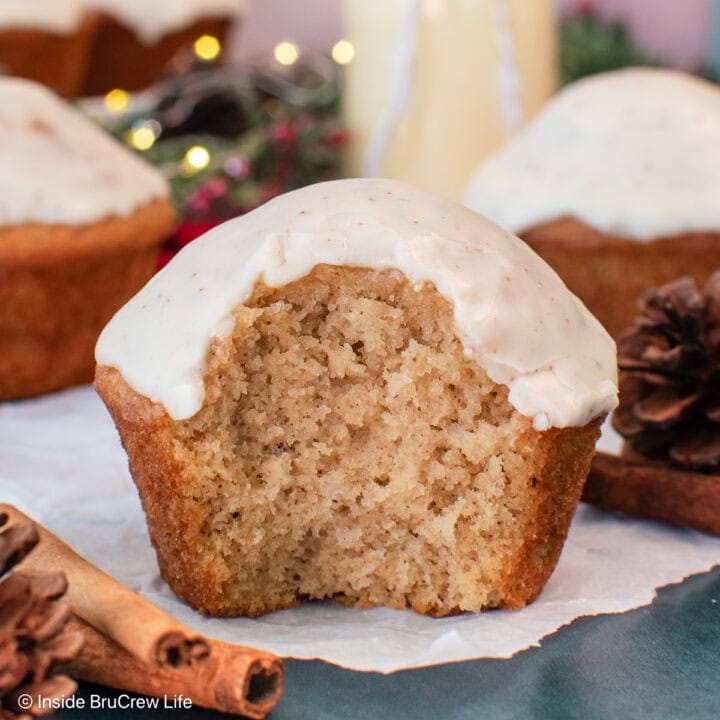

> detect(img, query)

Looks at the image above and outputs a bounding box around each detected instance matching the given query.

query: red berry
[270,120,296,146]
[260,181,283,203]
[325,129,347,148]
[224,155,251,180]
[203,177,228,199]
[157,249,174,270]
[187,191,211,213]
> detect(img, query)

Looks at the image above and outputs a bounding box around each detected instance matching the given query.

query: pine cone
[613,271,720,471]
[0,512,83,719]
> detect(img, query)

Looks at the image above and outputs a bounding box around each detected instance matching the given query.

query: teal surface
[57,567,720,720]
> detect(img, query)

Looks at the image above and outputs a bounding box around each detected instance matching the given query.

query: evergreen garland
[561,12,658,86]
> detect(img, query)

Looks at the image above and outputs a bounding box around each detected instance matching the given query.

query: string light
[104,88,129,114]
[194,34,221,62]
[273,41,299,66]
[126,120,161,151]
[331,39,355,65]
[183,145,211,174]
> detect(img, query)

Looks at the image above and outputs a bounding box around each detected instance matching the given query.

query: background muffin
[465,68,720,337]
[0,0,93,97]
[81,0,247,95]
[0,78,175,400]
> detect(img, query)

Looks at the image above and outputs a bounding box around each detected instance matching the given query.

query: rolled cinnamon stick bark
[4,503,202,668]
[583,452,720,536]
[66,617,281,719]
[0,504,283,718]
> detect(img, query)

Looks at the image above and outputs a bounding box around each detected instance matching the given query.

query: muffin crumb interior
[174,265,551,616]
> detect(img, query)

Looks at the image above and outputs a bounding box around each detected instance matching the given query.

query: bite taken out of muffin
[95,178,617,618]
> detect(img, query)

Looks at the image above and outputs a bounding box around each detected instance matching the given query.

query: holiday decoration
[95,48,345,264]
[342,0,557,201]
[560,0,720,79]
[0,513,83,720]
[560,9,657,85]
[613,272,720,471]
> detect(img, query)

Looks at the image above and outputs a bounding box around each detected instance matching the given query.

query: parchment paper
[1,386,718,672]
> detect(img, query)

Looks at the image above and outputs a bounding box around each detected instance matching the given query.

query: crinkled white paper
[1,386,718,673]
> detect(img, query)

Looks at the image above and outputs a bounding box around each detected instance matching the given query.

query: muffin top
[97,178,617,429]
[465,68,720,241]
[0,78,168,226]
[85,0,247,44]
[0,0,84,34]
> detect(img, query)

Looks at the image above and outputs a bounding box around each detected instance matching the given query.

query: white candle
[343,0,558,201]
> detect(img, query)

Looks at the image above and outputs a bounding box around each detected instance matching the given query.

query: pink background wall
[232,0,342,60]
[231,0,712,71]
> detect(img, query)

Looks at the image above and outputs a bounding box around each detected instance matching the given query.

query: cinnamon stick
[66,617,281,718]
[0,504,283,718]
[583,452,720,536]
[4,504,202,669]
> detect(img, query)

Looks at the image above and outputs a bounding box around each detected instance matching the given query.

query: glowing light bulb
[126,120,160,151]
[194,34,221,62]
[183,145,211,174]
[104,88,129,114]
[273,41,299,66]
[331,39,355,65]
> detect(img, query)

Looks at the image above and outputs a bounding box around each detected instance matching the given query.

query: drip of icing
[96,178,617,429]
[85,0,247,45]
[0,78,168,227]
[491,0,524,137]
[362,0,419,176]
[466,68,720,240]
[0,0,83,34]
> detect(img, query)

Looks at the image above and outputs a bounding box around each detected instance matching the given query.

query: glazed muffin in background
[0,78,174,400]
[81,0,247,95]
[465,68,720,338]
[0,0,93,97]
[95,178,617,618]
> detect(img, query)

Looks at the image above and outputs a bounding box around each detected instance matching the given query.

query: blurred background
[3,0,719,261]
[234,0,717,72]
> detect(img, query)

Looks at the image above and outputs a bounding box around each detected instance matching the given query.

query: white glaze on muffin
[96,178,617,430]
[0,0,83,34]
[466,68,720,240]
[0,78,168,226]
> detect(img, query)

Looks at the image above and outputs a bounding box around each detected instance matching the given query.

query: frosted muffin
[466,68,720,337]
[0,78,174,400]
[95,178,617,617]
[0,1,93,97]
[81,0,247,95]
